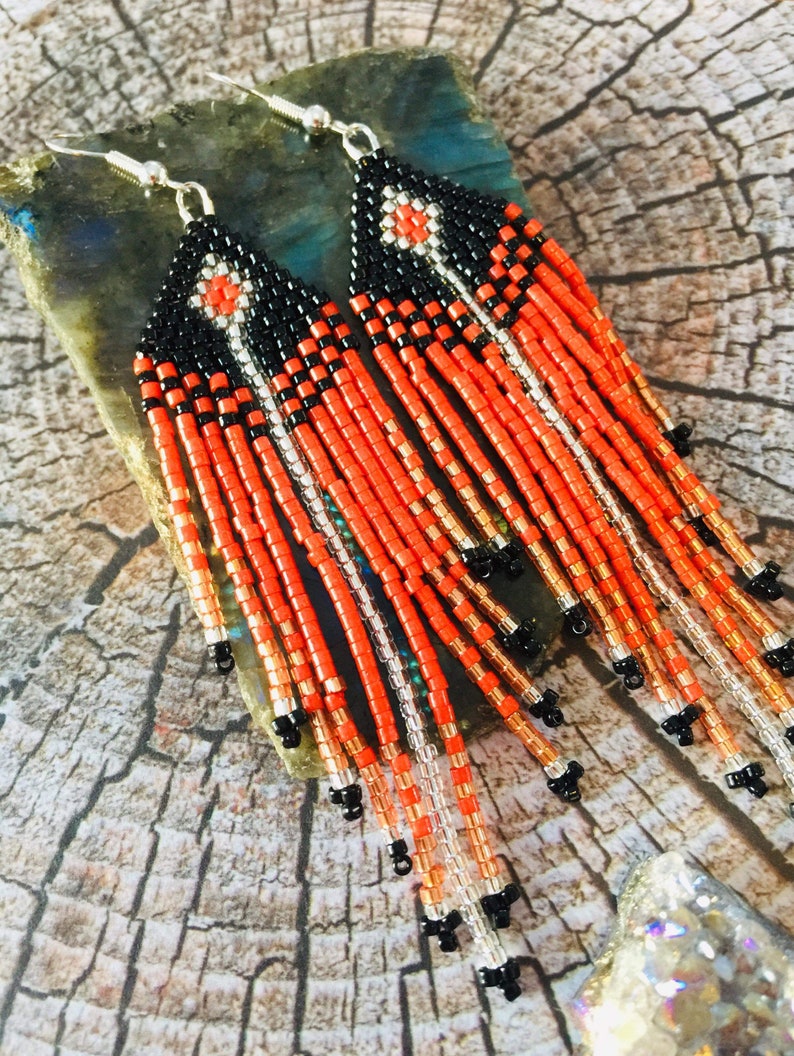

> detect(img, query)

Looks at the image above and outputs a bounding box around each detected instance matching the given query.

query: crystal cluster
[575,852,794,1055]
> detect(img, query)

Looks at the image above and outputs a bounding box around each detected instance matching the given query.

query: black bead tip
[329,783,364,821]
[764,638,794,678]
[563,604,592,637]
[208,640,235,675]
[660,704,701,746]
[725,761,767,798]
[460,544,493,579]
[746,561,784,602]
[388,838,413,876]
[547,760,584,803]
[500,618,542,659]
[491,539,525,579]
[613,655,644,690]
[271,714,301,749]
[421,908,462,952]
[281,728,301,749]
[272,707,310,749]
[528,688,564,728]
[479,957,521,1000]
[481,882,521,929]
[662,421,693,457]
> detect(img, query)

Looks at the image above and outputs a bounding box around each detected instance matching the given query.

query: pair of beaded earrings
[48,75,793,1002]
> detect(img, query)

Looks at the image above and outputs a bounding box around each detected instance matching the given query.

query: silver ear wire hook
[207,72,381,162]
[45,133,215,225]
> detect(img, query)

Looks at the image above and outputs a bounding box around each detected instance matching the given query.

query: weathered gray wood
[0,3,792,1055]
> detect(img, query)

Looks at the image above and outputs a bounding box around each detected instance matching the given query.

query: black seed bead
[612,654,644,690]
[660,703,700,746]
[303,394,322,411]
[725,761,767,798]
[286,409,308,429]
[218,412,240,428]
[248,423,268,440]
[316,376,335,393]
[327,359,345,374]
[547,760,585,802]
[745,560,784,602]
[141,397,161,412]
[291,370,310,387]
[525,252,543,273]
[195,411,216,427]
[329,782,364,821]
[174,401,192,415]
[764,638,794,677]
[208,639,234,674]
[137,370,158,384]
[303,353,322,369]
[276,386,297,404]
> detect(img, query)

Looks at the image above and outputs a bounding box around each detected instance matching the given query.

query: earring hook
[45,133,215,225]
[206,72,381,162]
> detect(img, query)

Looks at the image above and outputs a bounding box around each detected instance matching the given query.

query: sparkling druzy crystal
[0,50,560,776]
[575,851,794,1056]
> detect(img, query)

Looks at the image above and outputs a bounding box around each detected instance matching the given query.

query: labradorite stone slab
[0,48,560,778]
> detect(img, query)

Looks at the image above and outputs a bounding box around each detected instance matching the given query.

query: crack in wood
[0,606,181,1046]
[530,1,694,140]
[291,779,318,1056]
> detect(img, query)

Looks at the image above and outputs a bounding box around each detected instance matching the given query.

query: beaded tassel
[346,147,794,805]
[131,214,584,998]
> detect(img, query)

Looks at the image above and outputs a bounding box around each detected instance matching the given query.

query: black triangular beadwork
[139,217,327,383]
[350,149,517,296]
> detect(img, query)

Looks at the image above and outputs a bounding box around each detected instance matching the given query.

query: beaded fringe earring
[206,80,794,812]
[45,137,595,1001]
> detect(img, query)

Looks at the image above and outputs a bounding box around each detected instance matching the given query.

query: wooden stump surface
[0,3,792,1055]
